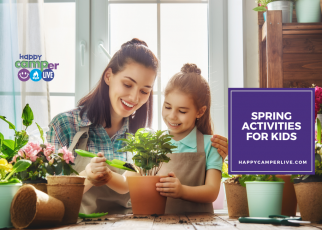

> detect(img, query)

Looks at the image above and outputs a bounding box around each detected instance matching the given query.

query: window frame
[75,0,229,136]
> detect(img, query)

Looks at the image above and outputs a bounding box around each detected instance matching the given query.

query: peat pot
[224,183,249,218]
[294,176,322,222]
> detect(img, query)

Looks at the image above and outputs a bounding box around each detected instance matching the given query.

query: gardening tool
[75,149,137,172]
[239,215,311,226]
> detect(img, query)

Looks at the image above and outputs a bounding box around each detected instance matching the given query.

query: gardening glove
[85,152,113,186]
[210,134,228,161]
[156,172,183,199]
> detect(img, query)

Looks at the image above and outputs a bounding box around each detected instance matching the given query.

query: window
[44,1,75,120]
[108,0,208,130]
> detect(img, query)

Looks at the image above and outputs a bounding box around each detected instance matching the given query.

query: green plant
[117,128,177,176]
[238,174,284,187]
[253,0,273,12]
[0,158,32,184]
[0,104,35,161]
[1,104,77,181]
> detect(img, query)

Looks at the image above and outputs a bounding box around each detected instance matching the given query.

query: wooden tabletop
[10,212,322,230]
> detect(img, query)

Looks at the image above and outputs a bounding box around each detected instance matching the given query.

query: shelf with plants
[258,11,322,89]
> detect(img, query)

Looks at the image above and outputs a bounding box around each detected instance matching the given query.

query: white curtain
[0,0,50,141]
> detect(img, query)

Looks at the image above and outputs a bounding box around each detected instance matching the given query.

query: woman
[46,38,228,214]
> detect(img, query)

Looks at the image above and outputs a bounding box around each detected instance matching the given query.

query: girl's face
[162,89,205,140]
[105,62,156,120]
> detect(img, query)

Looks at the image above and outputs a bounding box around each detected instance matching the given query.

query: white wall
[227,0,259,88]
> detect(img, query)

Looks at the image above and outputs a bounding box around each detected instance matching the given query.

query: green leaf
[317,118,321,144]
[62,161,71,175]
[55,161,63,175]
[78,212,108,218]
[12,159,32,173]
[21,104,34,127]
[0,116,16,131]
[4,159,32,181]
[36,122,45,144]
[0,132,4,151]
[3,139,15,150]
[46,163,55,175]
[253,6,267,12]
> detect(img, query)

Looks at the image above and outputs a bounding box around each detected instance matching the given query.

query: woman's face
[105,62,156,120]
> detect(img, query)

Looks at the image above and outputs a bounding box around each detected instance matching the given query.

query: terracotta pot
[276,175,297,216]
[224,183,249,218]
[294,182,322,222]
[127,176,167,215]
[47,175,86,185]
[10,185,64,229]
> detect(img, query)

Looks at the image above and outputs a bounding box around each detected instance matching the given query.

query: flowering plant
[315,86,322,121]
[1,104,77,182]
[11,142,78,181]
[253,0,273,12]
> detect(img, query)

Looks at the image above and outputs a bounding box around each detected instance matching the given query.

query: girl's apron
[157,129,214,214]
[68,126,132,214]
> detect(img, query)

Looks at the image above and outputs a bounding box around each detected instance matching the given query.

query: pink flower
[23,142,42,162]
[43,143,55,161]
[58,146,74,164]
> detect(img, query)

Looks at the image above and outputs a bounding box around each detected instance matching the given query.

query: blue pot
[0,183,22,228]
[263,12,267,22]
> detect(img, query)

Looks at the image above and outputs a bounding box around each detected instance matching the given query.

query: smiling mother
[46,38,228,214]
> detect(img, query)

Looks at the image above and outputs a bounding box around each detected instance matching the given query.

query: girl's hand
[211,134,228,160]
[156,172,183,199]
[85,152,113,186]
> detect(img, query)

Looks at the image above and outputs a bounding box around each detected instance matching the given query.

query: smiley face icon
[18,69,30,82]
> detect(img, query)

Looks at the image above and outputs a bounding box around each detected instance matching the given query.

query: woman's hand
[85,152,113,186]
[211,134,228,160]
[156,172,183,199]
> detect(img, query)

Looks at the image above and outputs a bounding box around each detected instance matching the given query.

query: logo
[15,54,59,82]
[42,69,54,82]
[30,69,42,82]
[17,69,30,82]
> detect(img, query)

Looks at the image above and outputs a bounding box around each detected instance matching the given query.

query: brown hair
[78,38,158,133]
[164,63,213,135]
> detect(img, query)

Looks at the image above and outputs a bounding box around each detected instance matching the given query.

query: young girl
[155,63,222,214]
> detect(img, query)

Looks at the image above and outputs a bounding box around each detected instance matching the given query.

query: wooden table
[10,211,322,230]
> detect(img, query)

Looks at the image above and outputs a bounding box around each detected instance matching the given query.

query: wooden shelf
[259,11,322,88]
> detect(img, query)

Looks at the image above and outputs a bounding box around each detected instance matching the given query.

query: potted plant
[117,128,177,215]
[267,0,295,23]
[0,156,32,228]
[253,0,274,21]
[293,86,322,222]
[241,175,284,217]
[1,104,78,193]
[295,0,321,23]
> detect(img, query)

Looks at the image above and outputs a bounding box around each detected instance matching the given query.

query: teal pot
[0,183,22,228]
[296,0,321,23]
[245,181,284,217]
[263,12,267,22]
[267,1,293,23]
